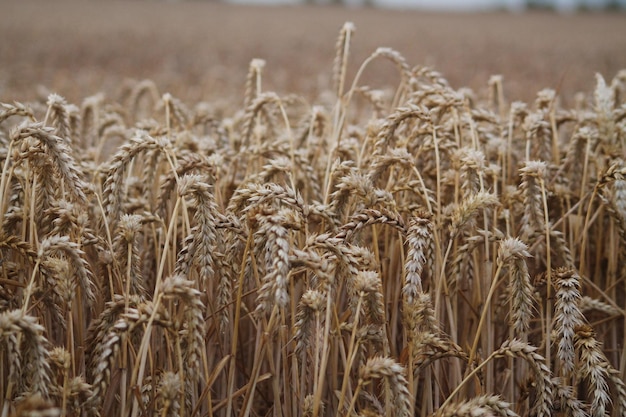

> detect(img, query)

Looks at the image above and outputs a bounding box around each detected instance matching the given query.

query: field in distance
[1,0,625,104]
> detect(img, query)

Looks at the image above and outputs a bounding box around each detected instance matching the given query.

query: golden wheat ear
[0,310,53,401]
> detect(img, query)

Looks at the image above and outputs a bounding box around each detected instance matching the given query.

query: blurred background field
[1,0,625,106]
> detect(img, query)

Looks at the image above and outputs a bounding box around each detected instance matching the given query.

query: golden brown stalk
[45,199,77,237]
[525,91,554,162]
[156,152,217,218]
[15,144,58,235]
[593,73,617,145]
[84,296,140,363]
[579,296,622,316]
[562,127,597,192]
[410,66,450,90]
[0,233,38,266]
[308,233,377,293]
[80,93,105,150]
[355,86,387,119]
[39,257,72,332]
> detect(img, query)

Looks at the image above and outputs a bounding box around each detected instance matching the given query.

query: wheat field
[1,3,626,417]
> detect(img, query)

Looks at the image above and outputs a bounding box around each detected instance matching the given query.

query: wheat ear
[156,372,182,417]
[127,79,160,122]
[519,160,547,242]
[373,104,431,157]
[160,275,205,409]
[551,378,589,417]
[101,131,170,228]
[553,267,585,378]
[356,357,411,417]
[336,207,406,243]
[0,310,53,400]
[175,174,219,287]
[332,22,356,99]
[498,237,535,337]
[10,122,87,204]
[0,101,35,124]
[445,339,553,417]
[252,207,299,314]
[435,395,519,417]
[86,301,171,412]
[12,394,60,417]
[403,214,433,302]
[45,94,72,145]
[244,59,266,109]
[574,325,613,417]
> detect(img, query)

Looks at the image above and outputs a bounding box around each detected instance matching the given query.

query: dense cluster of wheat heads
[1,21,626,417]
